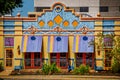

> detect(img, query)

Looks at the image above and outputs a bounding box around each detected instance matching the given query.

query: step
[0,70,12,76]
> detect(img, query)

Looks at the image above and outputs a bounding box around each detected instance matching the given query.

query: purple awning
[48,36,68,53]
[73,36,94,53]
[21,36,42,52]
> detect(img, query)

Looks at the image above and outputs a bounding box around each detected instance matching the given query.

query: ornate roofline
[0,2,120,21]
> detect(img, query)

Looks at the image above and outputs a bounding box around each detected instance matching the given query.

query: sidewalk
[0,75,120,80]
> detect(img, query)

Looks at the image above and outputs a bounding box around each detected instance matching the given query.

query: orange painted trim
[0,17,37,21]
[81,17,120,21]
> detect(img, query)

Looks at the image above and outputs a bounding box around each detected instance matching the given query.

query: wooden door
[5,49,13,69]
[25,52,42,69]
[50,53,68,69]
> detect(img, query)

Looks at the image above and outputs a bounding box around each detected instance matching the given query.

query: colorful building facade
[0,3,120,71]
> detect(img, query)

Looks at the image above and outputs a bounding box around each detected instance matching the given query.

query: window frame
[80,7,89,12]
[4,37,14,47]
[100,6,109,12]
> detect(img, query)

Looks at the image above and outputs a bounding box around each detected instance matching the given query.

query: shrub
[36,70,41,75]
[0,62,4,71]
[42,64,50,75]
[50,63,60,74]
[42,63,61,75]
[73,64,90,75]
[112,59,120,73]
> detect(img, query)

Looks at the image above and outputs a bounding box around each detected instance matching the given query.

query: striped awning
[73,35,94,53]
[21,35,42,52]
[48,36,68,53]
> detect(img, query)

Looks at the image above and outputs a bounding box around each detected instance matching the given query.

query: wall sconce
[17,45,20,55]
[98,50,100,56]
[97,46,100,56]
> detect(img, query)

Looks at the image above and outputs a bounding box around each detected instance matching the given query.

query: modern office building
[0,2,120,72]
[34,0,120,17]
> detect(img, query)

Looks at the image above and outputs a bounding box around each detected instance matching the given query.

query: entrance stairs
[0,70,12,76]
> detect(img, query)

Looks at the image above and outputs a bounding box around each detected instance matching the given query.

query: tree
[94,32,120,73]
[111,36,120,63]
[0,0,23,15]
[111,36,120,73]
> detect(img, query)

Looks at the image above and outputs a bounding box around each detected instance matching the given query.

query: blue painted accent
[103,20,114,26]
[95,66,103,71]
[103,20,114,34]
[14,66,22,70]
[4,31,15,34]
[4,20,15,27]
[4,20,15,34]
[31,36,36,40]
[22,5,95,34]
[56,36,61,41]
[83,36,88,41]
[68,58,74,70]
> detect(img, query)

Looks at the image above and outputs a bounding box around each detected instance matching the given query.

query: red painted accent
[31,53,34,68]
[92,53,95,68]
[25,52,42,69]
[83,53,86,65]
[50,53,68,69]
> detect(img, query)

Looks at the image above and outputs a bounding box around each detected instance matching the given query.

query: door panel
[25,53,31,67]
[76,53,94,68]
[24,52,42,69]
[50,53,68,69]
[5,49,13,69]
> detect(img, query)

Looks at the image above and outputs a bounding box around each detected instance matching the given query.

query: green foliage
[0,62,4,71]
[42,64,51,75]
[50,63,60,74]
[73,64,89,75]
[112,37,120,63]
[36,70,40,74]
[0,0,23,15]
[42,63,61,75]
[112,58,120,73]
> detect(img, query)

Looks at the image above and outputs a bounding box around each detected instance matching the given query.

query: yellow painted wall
[94,21,104,68]
[96,61,103,67]
[68,35,75,67]
[43,35,49,64]
[0,21,4,65]
[14,21,22,67]
[114,21,120,35]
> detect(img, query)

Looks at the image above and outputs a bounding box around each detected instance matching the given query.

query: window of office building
[35,7,50,12]
[80,7,89,12]
[100,6,109,12]
[119,6,120,12]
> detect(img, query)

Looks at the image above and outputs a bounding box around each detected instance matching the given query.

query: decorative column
[43,34,49,64]
[68,33,75,70]
[0,20,4,67]
[94,20,103,70]
[14,20,23,69]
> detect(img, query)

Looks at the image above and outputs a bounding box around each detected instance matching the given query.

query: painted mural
[0,2,120,71]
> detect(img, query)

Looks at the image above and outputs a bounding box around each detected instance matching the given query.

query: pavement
[0,75,120,80]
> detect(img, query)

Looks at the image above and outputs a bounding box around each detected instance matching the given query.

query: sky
[12,0,34,17]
